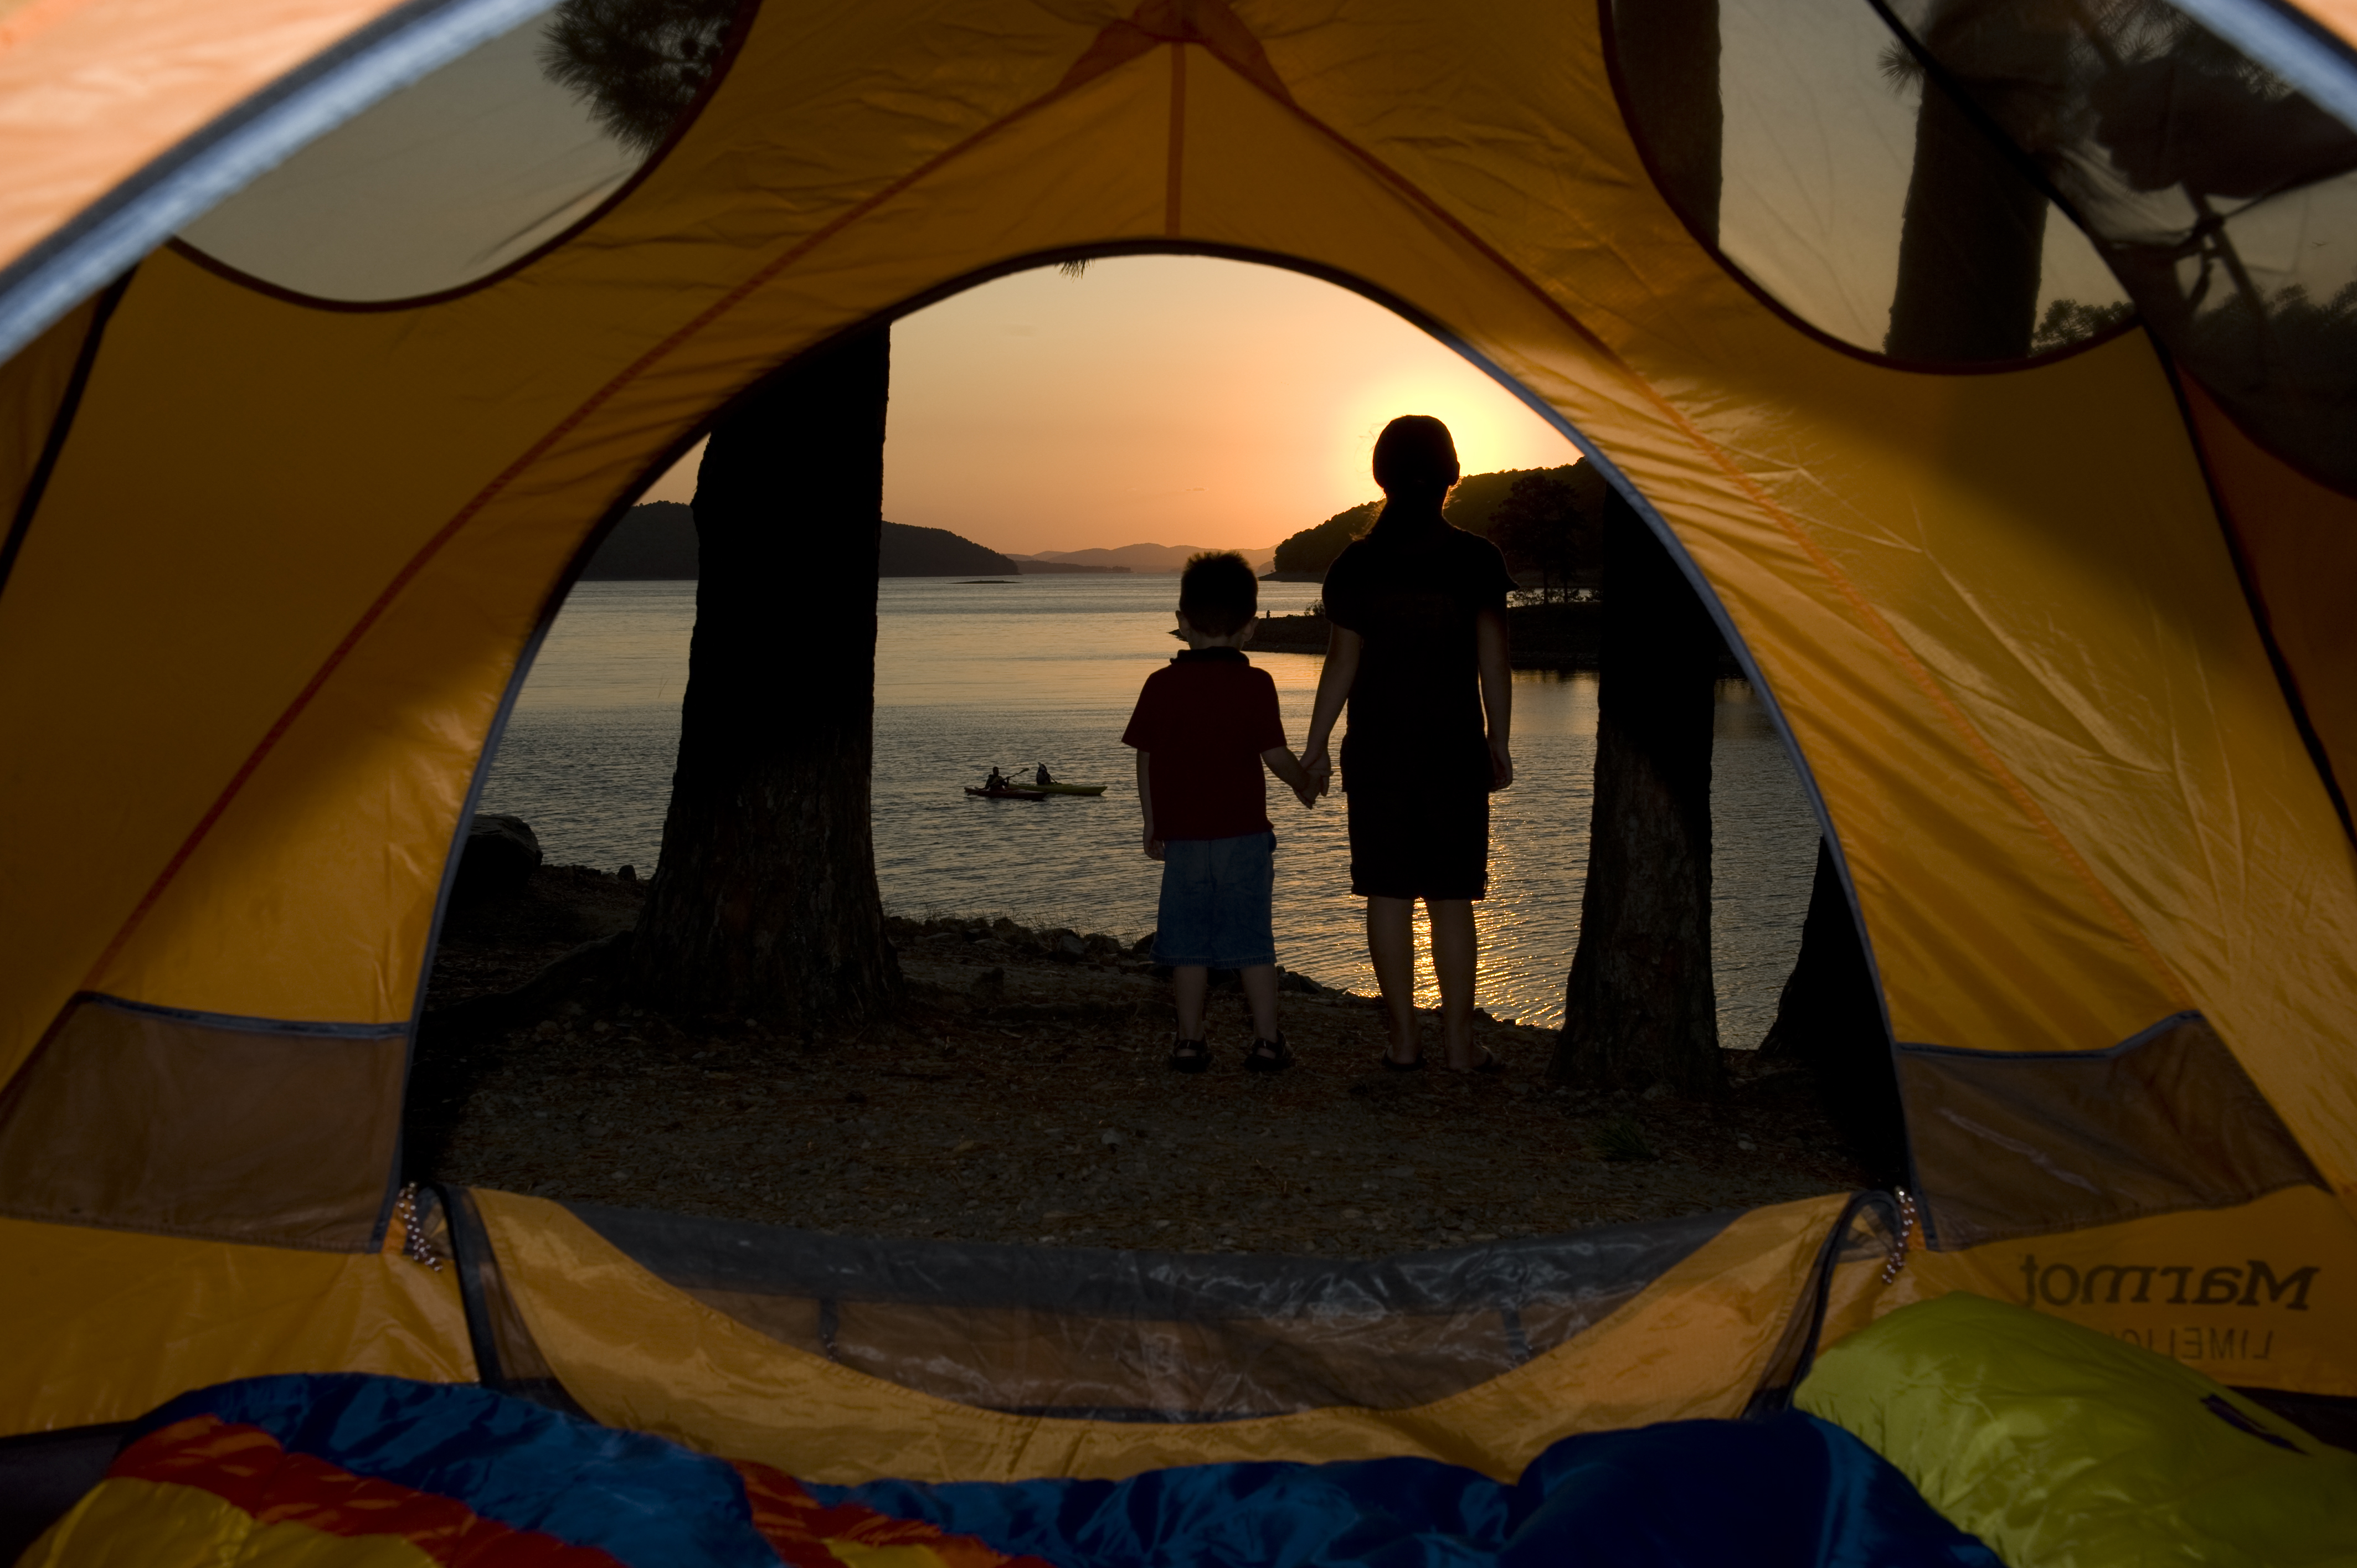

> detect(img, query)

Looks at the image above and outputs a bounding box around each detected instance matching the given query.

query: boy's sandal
[1381,1052,1424,1072]
[1244,1033,1293,1073]
[1447,1048,1504,1075]
[1168,1037,1212,1074]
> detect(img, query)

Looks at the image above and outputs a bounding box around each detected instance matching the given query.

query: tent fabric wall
[0,0,2352,1446]
[1891,1184,2357,1398]
[0,1216,472,1437]
[2179,374,2357,816]
[0,290,107,534]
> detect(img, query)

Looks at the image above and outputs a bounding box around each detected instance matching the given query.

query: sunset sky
[637,255,1578,557]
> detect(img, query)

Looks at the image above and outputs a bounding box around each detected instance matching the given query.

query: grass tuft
[1594,1117,1657,1162]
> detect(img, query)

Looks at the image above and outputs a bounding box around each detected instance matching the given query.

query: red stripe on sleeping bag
[115,1416,630,1567]
[733,1462,1056,1568]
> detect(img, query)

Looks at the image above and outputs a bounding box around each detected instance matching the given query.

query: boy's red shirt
[1121,648,1287,840]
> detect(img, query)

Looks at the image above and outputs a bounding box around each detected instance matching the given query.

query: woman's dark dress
[1321,519,1515,899]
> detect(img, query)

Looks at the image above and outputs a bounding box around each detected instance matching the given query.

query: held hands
[1266,744,1328,811]
[1293,746,1331,810]
[1300,742,1334,802]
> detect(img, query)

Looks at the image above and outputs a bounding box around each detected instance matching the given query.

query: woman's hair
[1178,550,1259,637]
[1371,415,1460,500]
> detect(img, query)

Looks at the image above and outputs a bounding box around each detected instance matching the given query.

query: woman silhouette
[1301,416,1514,1071]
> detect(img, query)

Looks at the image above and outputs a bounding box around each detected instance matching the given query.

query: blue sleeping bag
[824,1409,2001,1568]
[43,1374,1999,1568]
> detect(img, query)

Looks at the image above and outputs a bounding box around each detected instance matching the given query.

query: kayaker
[1122,551,1320,1074]
[985,766,1011,792]
[1035,763,1055,786]
[1300,415,1514,1074]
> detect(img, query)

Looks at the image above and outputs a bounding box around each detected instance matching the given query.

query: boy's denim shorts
[1154,831,1277,969]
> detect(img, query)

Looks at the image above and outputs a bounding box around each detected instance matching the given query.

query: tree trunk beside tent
[1552,493,1726,1096]
[1757,842,1907,1185]
[630,328,903,1029]
[1550,2,1725,1096]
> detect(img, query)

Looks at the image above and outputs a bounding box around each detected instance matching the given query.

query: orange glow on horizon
[638,256,1574,555]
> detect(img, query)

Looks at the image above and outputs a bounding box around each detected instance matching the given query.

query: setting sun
[640,256,1575,555]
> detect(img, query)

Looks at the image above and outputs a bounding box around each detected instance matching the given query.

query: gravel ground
[409,867,1871,1257]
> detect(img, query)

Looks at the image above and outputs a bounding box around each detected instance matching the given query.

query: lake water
[480,577,1821,1043]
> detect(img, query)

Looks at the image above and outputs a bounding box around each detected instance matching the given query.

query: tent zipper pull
[1880,1188,1919,1284]
[394,1183,444,1272]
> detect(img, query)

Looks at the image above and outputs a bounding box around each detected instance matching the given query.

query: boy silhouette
[1124,552,1318,1072]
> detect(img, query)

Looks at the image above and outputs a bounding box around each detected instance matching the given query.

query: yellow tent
[2,0,2354,1529]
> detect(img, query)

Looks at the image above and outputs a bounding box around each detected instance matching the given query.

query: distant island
[581,504,1291,580]
[580,502,1023,579]
[1010,542,1276,574]
[1008,558,1131,575]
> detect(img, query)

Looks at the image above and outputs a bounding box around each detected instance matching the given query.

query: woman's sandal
[1244,1033,1293,1074]
[1167,1037,1212,1074]
[1447,1048,1504,1075]
[1381,1052,1424,1071]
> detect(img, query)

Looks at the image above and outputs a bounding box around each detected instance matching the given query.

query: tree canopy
[1488,468,1608,597]
[1268,463,1599,575]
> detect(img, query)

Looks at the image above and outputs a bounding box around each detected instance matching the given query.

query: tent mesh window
[1607,0,2132,362]
[173,0,745,303]
[0,995,405,1250]
[455,1198,1755,1420]
[1898,1013,2327,1248]
[1876,0,2357,490]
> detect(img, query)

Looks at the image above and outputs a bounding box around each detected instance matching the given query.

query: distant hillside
[1023,542,1277,574]
[881,522,1019,576]
[1015,559,1130,574]
[1269,465,1589,575]
[1269,502,1377,576]
[579,503,1018,579]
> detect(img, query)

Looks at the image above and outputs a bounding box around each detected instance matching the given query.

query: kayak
[1028,781,1107,796]
[966,785,1048,800]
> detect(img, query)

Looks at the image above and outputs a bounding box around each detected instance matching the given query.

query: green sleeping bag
[1797,1291,2357,1567]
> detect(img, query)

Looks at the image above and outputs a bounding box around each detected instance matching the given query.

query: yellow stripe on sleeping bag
[822,1544,951,1568]
[20,1475,441,1568]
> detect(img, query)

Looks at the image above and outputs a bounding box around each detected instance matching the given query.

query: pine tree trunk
[1613,0,1723,244]
[1546,3,1727,1097]
[629,328,903,1029]
[1884,56,2047,360]
[1551,494,1725,1096]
